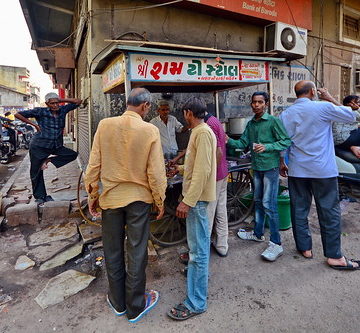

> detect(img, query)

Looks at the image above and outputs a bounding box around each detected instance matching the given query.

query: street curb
[0,153,30,197]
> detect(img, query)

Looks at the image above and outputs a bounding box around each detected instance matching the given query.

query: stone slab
[39,242,83,271]
[34,269,95,309]
[6,203,39,226]
[78,223,102,244]
[28,221,78,246]
[41,201,70,221]
[27,234,79,263]
[15,255,35,270]
[1,197,16,216]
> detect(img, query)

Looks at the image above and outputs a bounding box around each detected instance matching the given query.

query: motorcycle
[15,121,34,149]
[0,117,17,164]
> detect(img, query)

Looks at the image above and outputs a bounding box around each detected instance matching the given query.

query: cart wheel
[227,168,254,227]
[150,184,187,247]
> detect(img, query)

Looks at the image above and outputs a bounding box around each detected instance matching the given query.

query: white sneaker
[237,229,265,242]
[261,241,283,261]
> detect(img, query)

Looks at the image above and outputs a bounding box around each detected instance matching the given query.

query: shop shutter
[76,41,89,169]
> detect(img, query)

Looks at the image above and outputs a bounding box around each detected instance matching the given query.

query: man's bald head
[294,81,316,98]
[127,88,152,107]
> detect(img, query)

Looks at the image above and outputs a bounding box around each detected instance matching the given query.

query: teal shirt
[227,112,291,171]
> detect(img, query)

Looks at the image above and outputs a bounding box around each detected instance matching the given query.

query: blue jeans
[253,168,281,245]
[184,201,210,313]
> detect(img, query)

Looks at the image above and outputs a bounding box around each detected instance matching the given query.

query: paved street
[1,154,360,332]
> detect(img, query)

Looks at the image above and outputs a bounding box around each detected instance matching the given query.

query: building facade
[19,0,360,167]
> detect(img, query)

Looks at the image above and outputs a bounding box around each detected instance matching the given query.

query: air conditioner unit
[264,22,307,57]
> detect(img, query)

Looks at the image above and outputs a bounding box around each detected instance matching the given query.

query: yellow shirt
[85,111,167,209]
[180,122,217,207]
[5,114,15,121]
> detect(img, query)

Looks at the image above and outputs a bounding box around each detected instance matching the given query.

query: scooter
[0,117,17,164]
[335,147,360,183]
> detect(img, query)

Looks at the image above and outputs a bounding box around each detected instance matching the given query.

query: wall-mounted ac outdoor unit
[264,22,307,57]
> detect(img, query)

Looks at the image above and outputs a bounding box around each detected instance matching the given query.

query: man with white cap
[15,92,82,204]
[150,99,188,159]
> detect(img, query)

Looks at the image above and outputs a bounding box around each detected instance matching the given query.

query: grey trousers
[288,177,342,259]
[102,201,151,319]
[207,177,229,255]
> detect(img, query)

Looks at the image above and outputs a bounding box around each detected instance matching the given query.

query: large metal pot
[228,117,252,135]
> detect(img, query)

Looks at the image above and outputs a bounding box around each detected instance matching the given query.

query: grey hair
[127,88,152,107]
[45,92,59,102]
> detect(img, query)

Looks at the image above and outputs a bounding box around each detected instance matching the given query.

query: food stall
[91,43,285,246]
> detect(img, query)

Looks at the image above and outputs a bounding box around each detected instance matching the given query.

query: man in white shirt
[150,100,188,158]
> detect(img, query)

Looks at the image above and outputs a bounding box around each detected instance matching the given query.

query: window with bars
[343,14,360,40]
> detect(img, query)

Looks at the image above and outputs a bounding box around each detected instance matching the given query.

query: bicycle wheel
[150,183,187,247]
[227,168,254,227]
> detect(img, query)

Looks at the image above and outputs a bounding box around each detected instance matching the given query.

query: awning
[93,44,286,93]
[19,0,76,85]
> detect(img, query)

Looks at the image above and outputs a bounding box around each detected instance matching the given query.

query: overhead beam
[31,0,74,15]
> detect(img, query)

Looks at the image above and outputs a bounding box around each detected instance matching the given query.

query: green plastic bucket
[276,195,292,230]
[264,197,291,230]
[264,187,292,230]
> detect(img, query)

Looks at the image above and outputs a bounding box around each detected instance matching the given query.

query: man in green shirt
[227,92,291,261]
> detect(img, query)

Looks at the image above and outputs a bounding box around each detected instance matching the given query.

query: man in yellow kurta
[85,88,167,323]
[168,97,217,321]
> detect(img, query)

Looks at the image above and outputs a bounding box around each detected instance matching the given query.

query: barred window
[343,14,360,40]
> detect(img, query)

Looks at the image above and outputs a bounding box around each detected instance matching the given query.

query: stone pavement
[1,153,360,332]
[1,153,85,227]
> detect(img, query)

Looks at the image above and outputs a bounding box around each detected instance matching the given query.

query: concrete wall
[305,0,360,100]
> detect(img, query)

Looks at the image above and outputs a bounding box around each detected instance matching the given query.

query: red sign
[190,0,312,30]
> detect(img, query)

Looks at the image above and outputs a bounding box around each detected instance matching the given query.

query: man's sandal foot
[128,290,159,323]
[106,294,126,316]
[298,250,313,259]
[329,257,360,270]
[167,303,203,321]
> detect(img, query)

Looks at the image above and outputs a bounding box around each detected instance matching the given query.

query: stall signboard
[129,53,269,83]
[102,55,125,93]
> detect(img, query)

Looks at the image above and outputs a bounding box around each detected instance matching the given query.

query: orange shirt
[85,111,167,209]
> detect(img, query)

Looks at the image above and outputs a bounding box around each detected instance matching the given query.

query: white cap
[45,92,59,102]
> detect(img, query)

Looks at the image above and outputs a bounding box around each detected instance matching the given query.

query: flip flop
[329,257,360,270]
[167,303,202,321]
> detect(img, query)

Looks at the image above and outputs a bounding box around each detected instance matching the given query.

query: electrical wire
[40,13,89,48]
[92,0,183,14]
[294,59,322,86]
[283,0,308,46]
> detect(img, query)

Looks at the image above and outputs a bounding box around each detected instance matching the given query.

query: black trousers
[288,177,342,259]
[102,201,151,319]
[29,144,78,199]
[337,128,360,150]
